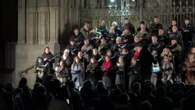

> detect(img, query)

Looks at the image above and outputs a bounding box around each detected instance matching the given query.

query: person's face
[163,48,169,54]
[191,48,195,54]
[105,56,110,62]
[93,48,98,55]
[84,39,89,45]
[122,29,129,35]
[45,48,50,54]
[134,36,140,43]
[124,19,129,24]
[188,54,195,63]
[154,17,160,23]
[106,50,112,57]
[75,57,80,63]
[84,23,90,31]
[101,38,106,44]
[78,52,83,58]
[151,36,158,43]
[100,20,106,26]
[172,26,178,32]
[185,19,190,25]
[158,29,164,36]
[109,26,115,33]
[90,58,96,64]
[59,61,64,66]
[171,39,177,45]
[118,57,123,64]
[70,41,75,46]
[140,24,145,30]
[171,20,177,26]
[74,29,79,36]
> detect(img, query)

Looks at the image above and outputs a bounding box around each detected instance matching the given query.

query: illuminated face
[45,47,50,54]
[75,57,80,63]
[93,48,98,55]
[158,29,164,35]
[171,39,177,45]
[105,56,110,62]
[188,54,195,63]
[171,20,177,26]
[90,58,96,64]
[151,36,158,43]
[100,20,106,26]
[172,26,178,32]
[59,61,64,66]
[84,39,89,45]
[191,48,195,54]
[78,52,83,58]
[154,17,160,23]
[74,29,79,36]
[185,19,190,25]
[140,24,145,30]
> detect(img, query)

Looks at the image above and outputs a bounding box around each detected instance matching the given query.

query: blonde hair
[161,48,172,60]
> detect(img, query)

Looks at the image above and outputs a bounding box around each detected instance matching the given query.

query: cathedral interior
[1,0,195,110]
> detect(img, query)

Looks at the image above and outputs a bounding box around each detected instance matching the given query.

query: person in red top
[102,56,112,89]
[102,56,112,76]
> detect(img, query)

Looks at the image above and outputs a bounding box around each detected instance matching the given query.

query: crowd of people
[1,16,195,110]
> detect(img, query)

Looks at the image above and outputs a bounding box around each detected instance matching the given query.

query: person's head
[109,26,116,34]
[121,48,129,55]
[100,20,106,26]
[134,35,141,43]
[124,18,129,24]
[106,49,112,57]
[59,60,64,67]
[151,34,158,44]
[100,37,106,44]
[83,22,90,31]
[77,51,83,59]
[44,47,50,54]
[172,25,178,32]
[188,53,195,63]
[116,37,122,44]
[118,56,124,64]
[73,27,80,36]
[190,47,195,54]
[63,49,70,56]
[154,16,160,24]
[184,18,190,25]
[140,21,146,30]
[74,56,80,64]
[92,48,98,55]
[158,28,165,36]
[105,55,111,62]
[84,39,90,45]
[162,48,171,55]
[90,57,97,64]
[171,39,177,45]
[171,19,177,26]
[131,57,137,65]
[122,28,130,36]
[111,21,118,27]
[69,39,75,46]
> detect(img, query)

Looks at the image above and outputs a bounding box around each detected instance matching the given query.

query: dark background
[0,0,18,72]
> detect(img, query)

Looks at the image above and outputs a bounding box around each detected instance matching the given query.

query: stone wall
[15,0,80,88]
